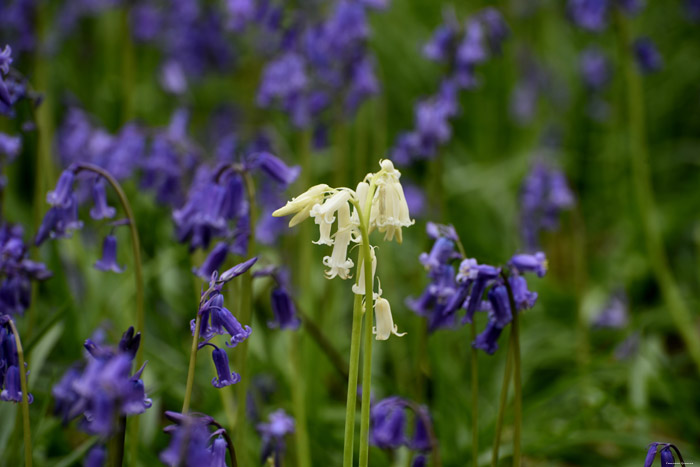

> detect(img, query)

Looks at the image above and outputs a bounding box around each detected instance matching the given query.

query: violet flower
[633,37,663,74]
[94,235,125,274]
[210,346,241,388]
[257,409,295,466]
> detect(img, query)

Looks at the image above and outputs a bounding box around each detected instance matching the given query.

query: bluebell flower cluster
[392,8,508,165]
[519,160,574,250]
[567,0,663,78]
[0,45,13,108]
[160,411,231,467]
[255,0,384,138]
[51,327,152,436]
[0,317,33,404]
[369,396,435,466]
[0,223,51,316]
[408,223,547,354]
[257,408,295,467]
[192,258,257,388]
[644,442,685,467]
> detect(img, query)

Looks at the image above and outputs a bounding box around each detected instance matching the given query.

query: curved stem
[403,400,441,467]
[182,313,202,414]
[614,11,700,373]
[471,324,479,467]
[502,276,521,467]
[491,343,513,467]
[8,319,32,467]
[74,163,145,368]
[358,222,375,467]
[342,268,365,467]
[107,416,126,467]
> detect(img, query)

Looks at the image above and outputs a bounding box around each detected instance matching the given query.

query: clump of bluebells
[256,0,386,141]
[51,327,151,458]
[519,159,575,250]
[392,7,509,165]
[0,316,33,404]
[370,396,436,467]
[160,411,233,467]
[191,257,258,388]
[644,442,685,467]
[407,222,547,354]
[0,223,51,315]
[257,408,295,466]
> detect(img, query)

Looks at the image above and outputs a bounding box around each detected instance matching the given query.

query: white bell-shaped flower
[352,245,377,295]
[373,296,406,340]
[373,160,414,243]
[273,184,330,227]
[322,202,354,279]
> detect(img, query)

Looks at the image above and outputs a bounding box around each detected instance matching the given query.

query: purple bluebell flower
[472,319,504,355]
[457,19,487,70]
[51,327,151,436]
[159,60,188,95]
[89,178,116,220]
[409,405,433,452]
[568,0,609,31]
[644,442,659,467]
[0,133,21,160]
[370,397,407,449]
[580,47,611,91]
[423,24,457,62]
[633,37,663,74]
[419,237,457,271]
[0,45,12,75]
[257,53,308,109]
[660,446,675,467]
[509,252,547,277]
[345,58,380,114]
[0,365,33,403]
[479,8,509,54]
[219,256,258,283]
[94,235,125,273]
[488,284,513,327]
[269,286,301,330]
[34,199,84,245]
[209,436,228,467]
[509,275,538,310]
[193,243,230,280]
[211,346,241,388]
[225,0,256,31]
[403,183,427,219]
[253,152,301,187]
[426,222,458,242]
[84,445,106,467]
[462,264,500,324]
[46,169,76,208]
[161,414,216,466]
[593,291,628,328]
[257,409,295,466]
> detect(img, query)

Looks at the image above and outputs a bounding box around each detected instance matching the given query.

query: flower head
[94,235,125,273]
[374,297,406,341]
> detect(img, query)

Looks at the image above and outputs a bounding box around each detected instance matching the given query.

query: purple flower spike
[46,170,76,208]
[270,287,301,330]
[89,179,116,220]
[209,305,253,347]
[255,152,301,186]
[219,256,258,283]
[211,347,241,388]
[95,235,125,273]
[487,285,512,327]
[193,242,229,280]
[509,252,547,277]
[472,319,504,355]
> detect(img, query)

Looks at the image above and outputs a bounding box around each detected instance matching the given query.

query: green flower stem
[342,273,365,467]
[471,324,479,467]
[614,12,700,374]
[8,319,32,467]
[233,170,256,463]
[182,312,202,414]
[120,5,135,121]
[290,331,311,467]
[502,275,522,467]
[357,178,378,467]
[74,163,145,368]
[491,342,513,467]
[107,416,126,467]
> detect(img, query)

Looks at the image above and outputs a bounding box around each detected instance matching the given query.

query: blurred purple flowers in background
[257,408,295,466]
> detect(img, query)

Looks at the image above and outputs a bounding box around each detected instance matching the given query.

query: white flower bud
[273,184,330,227]
[373,297,406,340]
[322,203,354,279]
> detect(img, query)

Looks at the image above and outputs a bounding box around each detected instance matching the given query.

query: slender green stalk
[471,324,479,467]
[342,279,365,467]
[8,319,32,467]
[233,171,256,463]
[614,12,700,373]
[107,416,126,467]
[182,313,202,414]
[502,276,521,467]
[296,306,349,380]
[491,343,513,467]
[358,222,375,467]
[74,163,145,368]
[290,331,311,467]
